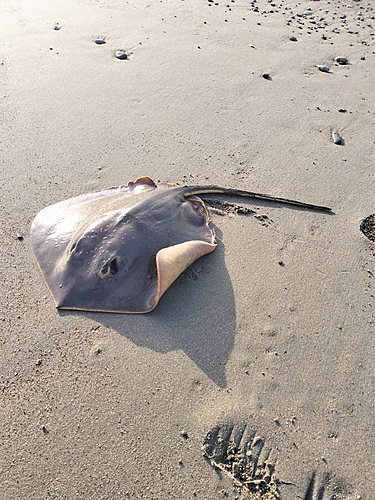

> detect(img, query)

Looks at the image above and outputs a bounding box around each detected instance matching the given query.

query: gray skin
[30,177,331,314]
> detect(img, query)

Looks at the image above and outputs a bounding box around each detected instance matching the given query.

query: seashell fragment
[334,56,348,65]
[115,50,128,60]
[332,131,343,145]
[317,65,330,72]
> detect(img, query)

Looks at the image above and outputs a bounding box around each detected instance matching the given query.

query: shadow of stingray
[75,227,236,388]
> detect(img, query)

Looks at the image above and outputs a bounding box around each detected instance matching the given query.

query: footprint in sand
[304,471,353,500]
[202,422,278,498]
[202,422,358,499]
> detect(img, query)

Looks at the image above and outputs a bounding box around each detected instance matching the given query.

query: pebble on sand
[316,65,330,72]
[334,56,348,65]
[115,50,128,60]
[262,73,271,80]
[332,131,343,145]
[95,38,106,45]
[289,35,297,41]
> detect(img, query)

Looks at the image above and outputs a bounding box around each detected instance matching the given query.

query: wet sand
[1,0,375,498]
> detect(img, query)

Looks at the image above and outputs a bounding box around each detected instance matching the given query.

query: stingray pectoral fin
[155,240,217,306]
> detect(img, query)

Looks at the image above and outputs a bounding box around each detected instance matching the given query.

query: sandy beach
[1,0,375,498]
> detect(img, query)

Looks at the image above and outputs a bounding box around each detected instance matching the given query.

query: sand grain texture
[1,0,375,498]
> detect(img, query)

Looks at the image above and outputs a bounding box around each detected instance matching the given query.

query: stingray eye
[109,257,119,275]
[99,257,119,278]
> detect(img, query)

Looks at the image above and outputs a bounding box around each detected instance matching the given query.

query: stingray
[30,176,331,314]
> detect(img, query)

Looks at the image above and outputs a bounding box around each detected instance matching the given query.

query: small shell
[115,50,128,60]
[332,131,342,145]
[317,65,330,72]
[334,56,348,65]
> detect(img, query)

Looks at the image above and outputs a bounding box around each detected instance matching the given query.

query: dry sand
[1,0,375,498]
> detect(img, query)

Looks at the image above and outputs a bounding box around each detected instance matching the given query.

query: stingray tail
[182,186,332,212]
